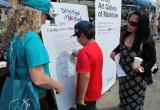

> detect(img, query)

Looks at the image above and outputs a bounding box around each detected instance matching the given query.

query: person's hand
[77,98,85,105]
[132,64,145,73]
[55,83,63,94]
[72,50,78,57]
[110,52,116,61]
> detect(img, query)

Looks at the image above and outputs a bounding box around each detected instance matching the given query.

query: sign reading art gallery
[95,0,122,93]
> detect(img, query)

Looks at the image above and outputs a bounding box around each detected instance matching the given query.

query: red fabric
[75,42,103,101]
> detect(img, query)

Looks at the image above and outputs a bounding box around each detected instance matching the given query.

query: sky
[151,0,156,3]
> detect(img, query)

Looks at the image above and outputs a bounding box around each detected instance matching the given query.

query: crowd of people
[0,0,158,110]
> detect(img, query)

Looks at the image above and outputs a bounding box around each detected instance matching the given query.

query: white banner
[41,2,89,110]
[95,0,122,93]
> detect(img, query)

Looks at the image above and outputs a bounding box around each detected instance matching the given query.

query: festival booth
[41,1,121,109]
[122,0,156,11]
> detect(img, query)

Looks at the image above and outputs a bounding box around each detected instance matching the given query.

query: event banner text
[98,0,118,18]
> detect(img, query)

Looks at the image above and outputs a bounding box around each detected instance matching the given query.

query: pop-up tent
[122,0,156,9]
[0,0,13,8]
[136,0,156,8]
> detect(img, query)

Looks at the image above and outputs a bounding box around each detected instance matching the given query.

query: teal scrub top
[8,31,50,93]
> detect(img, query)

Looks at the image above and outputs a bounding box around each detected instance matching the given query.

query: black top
[113,39,156,78]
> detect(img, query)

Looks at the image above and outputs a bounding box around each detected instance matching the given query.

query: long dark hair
[120,11,150,52]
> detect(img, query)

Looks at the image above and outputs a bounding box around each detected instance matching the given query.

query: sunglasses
[128,19,137,27]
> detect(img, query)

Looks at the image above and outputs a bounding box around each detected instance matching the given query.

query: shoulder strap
[10,36,19,78]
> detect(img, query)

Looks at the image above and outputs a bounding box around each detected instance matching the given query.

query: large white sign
[41,2,89,110]
[95,0,122,93]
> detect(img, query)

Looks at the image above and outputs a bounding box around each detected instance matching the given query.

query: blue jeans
[146,77,153,85]
[150,31,158,39]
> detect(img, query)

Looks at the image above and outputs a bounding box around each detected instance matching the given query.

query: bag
[0,37,40,110]
[0,78,40,110]
[151,63,159,74]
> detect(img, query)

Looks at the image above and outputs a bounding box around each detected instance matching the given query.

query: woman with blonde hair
[2,0,63,110]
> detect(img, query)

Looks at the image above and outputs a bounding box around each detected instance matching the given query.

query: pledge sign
[41,2,89,110]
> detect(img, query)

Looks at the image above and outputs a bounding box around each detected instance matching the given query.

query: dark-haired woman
[110,11,156,110]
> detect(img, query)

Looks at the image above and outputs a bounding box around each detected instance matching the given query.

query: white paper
[115,54,126,77]
[0,61,7,68]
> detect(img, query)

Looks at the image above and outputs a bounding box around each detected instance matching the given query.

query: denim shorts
[150,31,158,37]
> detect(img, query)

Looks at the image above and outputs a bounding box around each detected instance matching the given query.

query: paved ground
[97,40,160,110]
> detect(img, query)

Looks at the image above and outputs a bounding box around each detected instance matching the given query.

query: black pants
[77,101,97,110]
[40,96,51,110]
[39,90,57,110]
[0,67,9,97]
